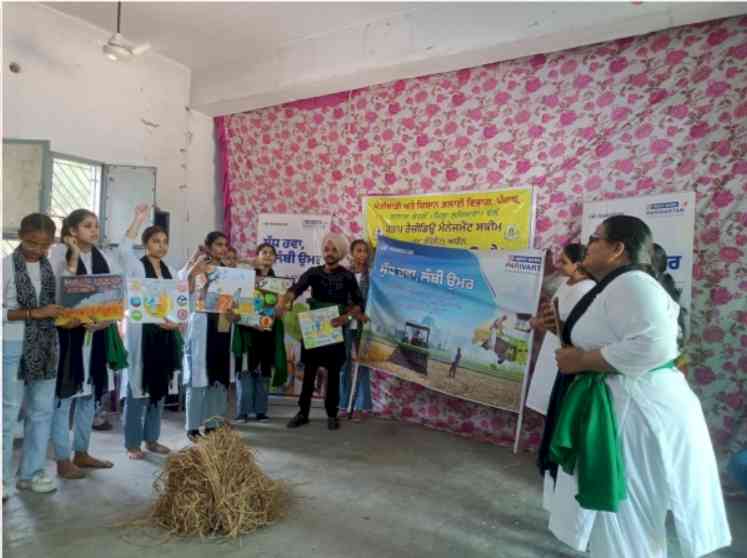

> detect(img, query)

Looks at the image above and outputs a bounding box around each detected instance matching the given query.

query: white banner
[256,213,331,283]
[581,192,695,313]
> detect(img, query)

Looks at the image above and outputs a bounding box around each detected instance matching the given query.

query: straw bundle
[149,426,287,538]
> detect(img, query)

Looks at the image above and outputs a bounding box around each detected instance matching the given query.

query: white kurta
[178,266,235,388]
[547,271,731,558]
[116,236,178,399]
[49,243,119,398]
[539,279,596,507]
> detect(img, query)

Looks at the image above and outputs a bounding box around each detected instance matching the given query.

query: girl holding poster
[117,204,182,460]
[180,231,238,442]
[530,243,595,509]
[48,209,118,480]
[234,243,285,422]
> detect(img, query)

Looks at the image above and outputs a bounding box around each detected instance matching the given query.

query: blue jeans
[51,394,96,460]
[2,340,56,485]
[123,387,163,449]
[728,448,747,493]
[185,384,227,431]
[236,373,269,416]
[339,328,372,412]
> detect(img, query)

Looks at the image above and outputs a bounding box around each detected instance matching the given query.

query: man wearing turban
[276,233,366,430]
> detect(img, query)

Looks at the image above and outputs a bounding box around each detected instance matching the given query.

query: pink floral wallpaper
[217,17,747,464]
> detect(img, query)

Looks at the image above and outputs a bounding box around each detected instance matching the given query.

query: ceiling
[45,2,424,72]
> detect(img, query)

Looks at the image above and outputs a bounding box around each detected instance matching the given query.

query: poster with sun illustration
[127,278,190,324]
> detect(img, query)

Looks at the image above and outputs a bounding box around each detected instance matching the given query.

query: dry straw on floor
[148,425,287,538]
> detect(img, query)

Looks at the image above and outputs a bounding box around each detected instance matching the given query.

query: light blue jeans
[236,373,269,416]
[339,327,372,412]
[123,387,163,449]
[728,448,747,493]
[185,384,227,431]
[51,394,96,460]
[2,340,56,487]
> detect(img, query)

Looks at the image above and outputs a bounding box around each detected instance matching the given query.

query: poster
[195,266,255,314]
[364,188,534,251]
[256,213,331,283]
[582,192,695,312]
[238,276,293,331]
[56,274,125,326]
[126,278,190,325]
[359,236,544,414]
[297,306,344,349]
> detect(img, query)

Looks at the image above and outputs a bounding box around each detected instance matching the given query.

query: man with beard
[275,233,365,430]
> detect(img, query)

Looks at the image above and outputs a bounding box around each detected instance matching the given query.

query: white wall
[2,3,217,265]
[191,2,747,115]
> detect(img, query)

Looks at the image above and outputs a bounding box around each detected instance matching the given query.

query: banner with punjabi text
[364,188,534,251]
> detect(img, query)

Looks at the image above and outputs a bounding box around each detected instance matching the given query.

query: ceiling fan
[102,2,151,61]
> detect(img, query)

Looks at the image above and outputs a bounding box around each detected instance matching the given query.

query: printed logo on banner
[505,255,543,273]
[645,200,688,217]
[302,219,326,227]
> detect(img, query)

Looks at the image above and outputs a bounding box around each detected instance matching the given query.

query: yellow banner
[364,189,534,250]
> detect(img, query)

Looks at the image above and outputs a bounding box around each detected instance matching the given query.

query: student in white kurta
[48,209,117,479]
[117,205,182,459]
[529,243,595,510]
[179,231,238,442]
[548,215,731,558]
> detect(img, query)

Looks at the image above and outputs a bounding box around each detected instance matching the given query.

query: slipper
[57,462,86,479]
[145,442,171,455]
[73,454,114,469]
[127,449,145,460]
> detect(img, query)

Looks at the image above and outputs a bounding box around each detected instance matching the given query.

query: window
[1,148,102,257]
[49,154,103,234]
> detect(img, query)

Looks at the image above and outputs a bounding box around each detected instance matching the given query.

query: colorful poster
[582,192,695,313]
[238,277,293,331]
[56,274,125,326]
[297,306,344,349]
[256,214,331,283]
[364,188,534,251]
[359,236,544,413]
[195,266,255,314]
[126,278,190,324]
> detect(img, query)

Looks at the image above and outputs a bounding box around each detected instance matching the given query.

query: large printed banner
[257,214,331,397]
[257,213,331,283]
[359,236,544,413]
[582,192,695,312]
[364,188,534,251]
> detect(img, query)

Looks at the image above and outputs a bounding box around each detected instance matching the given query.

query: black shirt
[289,265,363,307]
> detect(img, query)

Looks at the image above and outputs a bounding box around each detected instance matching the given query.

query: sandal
[145,442,171,455]
[57,460,86,479]
[127,449,145,460]
[73,453,114,469]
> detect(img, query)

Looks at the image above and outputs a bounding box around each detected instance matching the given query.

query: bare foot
[73,453,114,469]
[57,459,85,479]
[127,448,145,460]
[145,442,170,455]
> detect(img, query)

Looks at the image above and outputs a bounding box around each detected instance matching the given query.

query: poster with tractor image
[127,278,190,324]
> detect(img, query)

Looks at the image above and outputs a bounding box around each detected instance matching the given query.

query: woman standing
[117,205,182,459]
[234,243,285,422]
[180,232,237,441]
[339,239,373,420]
[546,215,730,558]
[532,243,596,509]
[3,214,64,496]
[49,209,116,479]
